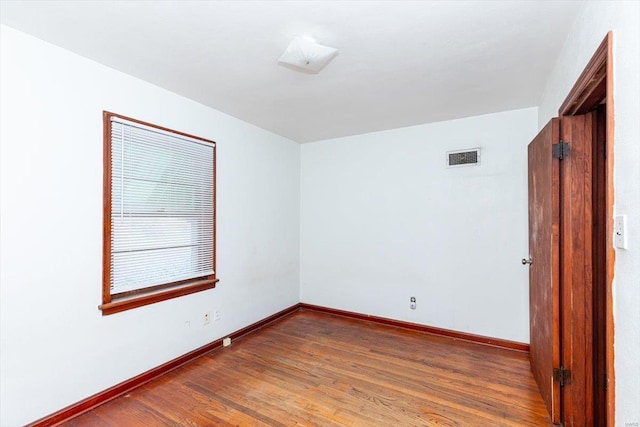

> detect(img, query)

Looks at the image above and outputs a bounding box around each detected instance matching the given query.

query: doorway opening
[528,32,614,427]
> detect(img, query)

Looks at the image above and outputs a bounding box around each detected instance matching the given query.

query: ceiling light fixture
[278,36,338,74]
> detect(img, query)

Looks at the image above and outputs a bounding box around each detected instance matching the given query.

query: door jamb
[558,32,615,426]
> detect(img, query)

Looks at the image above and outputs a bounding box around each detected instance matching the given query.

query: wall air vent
[447,148,481,168]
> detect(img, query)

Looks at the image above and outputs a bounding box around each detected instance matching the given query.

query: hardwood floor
[64,310,551,426]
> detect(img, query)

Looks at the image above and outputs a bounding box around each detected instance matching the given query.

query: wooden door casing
[528,118,561,425]
[592,105,608,426]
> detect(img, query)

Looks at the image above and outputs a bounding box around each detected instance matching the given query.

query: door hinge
[553,367,572,387]
[552,141,570,159]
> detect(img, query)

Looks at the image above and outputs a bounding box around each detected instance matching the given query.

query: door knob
[522,257,533,265]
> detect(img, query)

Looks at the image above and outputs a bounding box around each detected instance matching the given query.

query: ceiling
[0,1,582,143]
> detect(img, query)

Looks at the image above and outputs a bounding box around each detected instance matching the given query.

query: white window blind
[110,117,215,295]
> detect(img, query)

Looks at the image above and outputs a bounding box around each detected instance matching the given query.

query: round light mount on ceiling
[278,36,338,74]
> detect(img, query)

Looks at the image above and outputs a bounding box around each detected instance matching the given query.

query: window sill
[99,278,219,315]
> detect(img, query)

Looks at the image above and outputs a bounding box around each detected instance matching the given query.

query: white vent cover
[447,148,481,167]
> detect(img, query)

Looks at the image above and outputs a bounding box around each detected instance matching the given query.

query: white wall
[301,107,538,343]
[4,3,637,424]
[0,25,300,427]
[538,1,640,424]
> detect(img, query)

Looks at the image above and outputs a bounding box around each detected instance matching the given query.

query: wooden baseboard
[28,301,527,426]
[26,303,301,427]
[300,303,530,353]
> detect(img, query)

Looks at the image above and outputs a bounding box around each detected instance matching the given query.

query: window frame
[100,111,218,315]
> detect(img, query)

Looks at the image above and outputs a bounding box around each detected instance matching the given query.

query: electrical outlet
[203,312,211,325]
[213,310,221,321]
[410,297,417,310]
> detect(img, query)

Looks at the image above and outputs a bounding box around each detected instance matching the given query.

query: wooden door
[527,118,561,424]
[559,112,596,427]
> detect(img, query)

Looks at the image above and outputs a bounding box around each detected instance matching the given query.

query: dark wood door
[527,118,561,425]
[559,112,596,427]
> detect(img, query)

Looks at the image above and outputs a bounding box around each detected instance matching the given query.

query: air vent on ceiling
[447,148,481,167]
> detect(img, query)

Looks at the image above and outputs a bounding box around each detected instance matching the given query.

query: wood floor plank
[63,310,551,426]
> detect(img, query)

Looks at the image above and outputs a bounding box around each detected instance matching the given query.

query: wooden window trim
[99,279,219,315]
[101,111,217,315]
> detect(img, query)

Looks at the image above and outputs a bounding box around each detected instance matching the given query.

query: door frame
[557,32,614,426]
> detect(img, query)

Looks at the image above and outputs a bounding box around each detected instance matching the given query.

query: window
[101,112,217,315]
